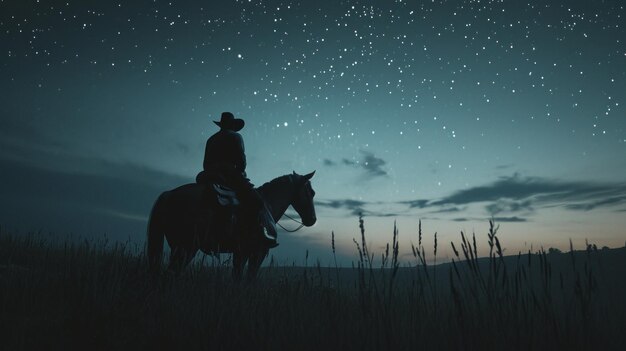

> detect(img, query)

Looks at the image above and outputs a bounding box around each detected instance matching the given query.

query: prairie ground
[1,222,625,350]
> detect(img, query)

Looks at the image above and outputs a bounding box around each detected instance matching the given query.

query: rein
[277,213,304,232]
[263,174,310,233]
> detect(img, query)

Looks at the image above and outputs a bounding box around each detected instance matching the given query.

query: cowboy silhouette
[198,112,278,248]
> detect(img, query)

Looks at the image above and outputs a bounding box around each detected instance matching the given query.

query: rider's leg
[222,172,277,248]
[229,175,277,247]
[240,188,277,247]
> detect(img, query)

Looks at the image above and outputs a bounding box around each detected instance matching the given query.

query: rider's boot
[257,205,278,248]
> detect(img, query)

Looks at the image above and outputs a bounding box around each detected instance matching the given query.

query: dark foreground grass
[1,221,625,350]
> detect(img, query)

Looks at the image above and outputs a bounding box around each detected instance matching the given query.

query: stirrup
[262,227,276,241]
[260,227,278,248]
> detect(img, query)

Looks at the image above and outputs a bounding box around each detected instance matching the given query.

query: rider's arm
[234,132,247,172]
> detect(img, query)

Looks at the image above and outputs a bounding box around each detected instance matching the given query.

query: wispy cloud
[360,151,388,178]
[323,150,388,180]
[485,200,533,215]
[316,174,626,228]
[428,174,626,213]
[0,156,189,235]
[399,199,429,208]
[318,174,626,222]
[452,217,469,222]
[453,216,527,223]
[316,199,367,216]
[563,196,626,211]
[316,199,401,217]
[430,206,464,214]
[319,173,626,221]
[493,216,528,222]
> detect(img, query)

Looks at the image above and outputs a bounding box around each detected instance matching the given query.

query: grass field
[1,220,625,350]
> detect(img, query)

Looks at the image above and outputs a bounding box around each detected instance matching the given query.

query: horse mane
[257,174,295,193]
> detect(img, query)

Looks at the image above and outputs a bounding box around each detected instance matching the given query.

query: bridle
[277,213,305,232]
[276,174,310,233]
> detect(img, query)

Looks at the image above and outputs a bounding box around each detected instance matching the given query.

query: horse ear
[293,171,297,175]
[304,171,315,180]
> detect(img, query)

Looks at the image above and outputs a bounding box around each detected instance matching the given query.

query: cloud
[323,150,388,179]
[357,174,626,222]
[494,216,528,222]
[428,174,626,213]
[564,196,626,211]
[452,218,469,222]
[313,173,625,227]
[485,200,533,215]
[430,174,567,206]
[360,151,388,177]
[317,199,366,210]
[430,206,464,214]
[0,156,189,238]
[452,216,527,223]
[318,174,626,221]
[316,199,367,216]
[316,199,402,218]
[399,199,429,208]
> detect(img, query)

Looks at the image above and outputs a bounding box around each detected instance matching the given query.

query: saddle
[196,171,277,248]
[196,171,238,207]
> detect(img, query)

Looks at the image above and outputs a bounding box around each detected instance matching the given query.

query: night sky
[1,0,625,265]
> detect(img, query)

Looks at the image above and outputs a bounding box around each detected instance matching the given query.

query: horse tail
[147,192,168,274]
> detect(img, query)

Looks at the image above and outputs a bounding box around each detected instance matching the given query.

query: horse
[146,171,316,280]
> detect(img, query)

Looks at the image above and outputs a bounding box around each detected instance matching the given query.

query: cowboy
[200,112,277,248]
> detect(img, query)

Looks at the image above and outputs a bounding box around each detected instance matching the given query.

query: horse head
[291,171,317,227]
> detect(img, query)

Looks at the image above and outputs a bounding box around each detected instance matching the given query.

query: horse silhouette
[147,171,316,280]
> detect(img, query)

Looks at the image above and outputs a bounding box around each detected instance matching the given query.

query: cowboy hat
[214,112,245,131]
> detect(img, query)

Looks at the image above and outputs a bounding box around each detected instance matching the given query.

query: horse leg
[246,248,269,281]
[232,250,248,281]
[168,246,196,274]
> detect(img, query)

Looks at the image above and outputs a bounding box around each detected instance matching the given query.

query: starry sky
[1,0,625,265]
